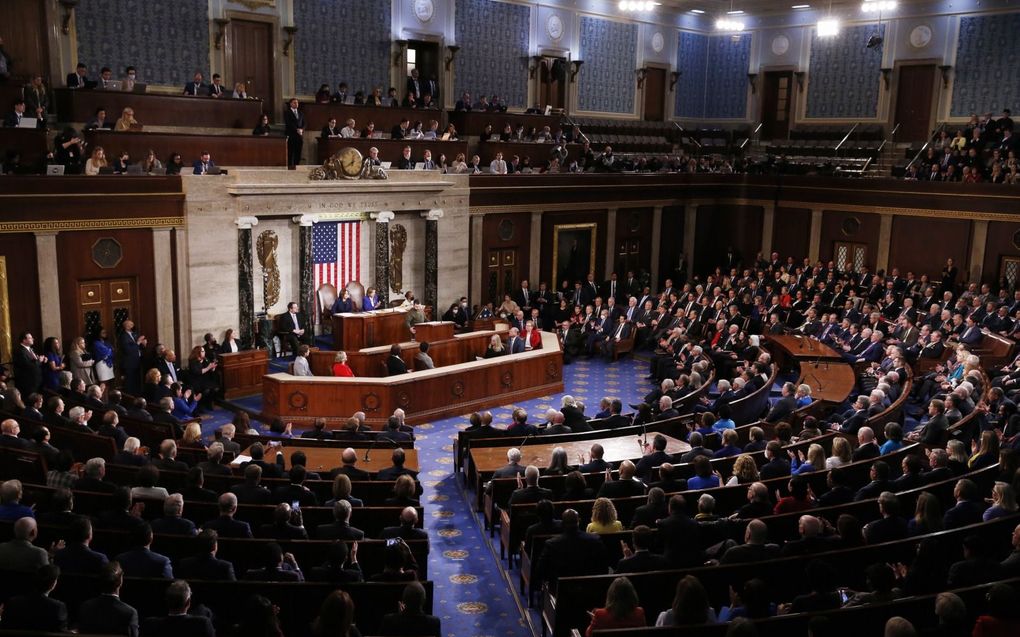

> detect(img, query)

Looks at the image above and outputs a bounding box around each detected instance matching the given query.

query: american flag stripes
[312,221,361,309]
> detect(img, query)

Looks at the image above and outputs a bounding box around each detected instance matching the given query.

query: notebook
[17,117,37,129]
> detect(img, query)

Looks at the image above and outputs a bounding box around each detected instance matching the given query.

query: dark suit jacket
[615,550,672,573]
[657,513,702,566]
[176,553,236,581]
[314,522,365,541]
[721,542,781,564]
[597,479,646,499]
[54,542,109,574]
[766,395,798,423]
[140,614,215,637]
[537,530,608,584]
[12,344,41,393]
[118,330,142,370]
[508,485,554,506]
[115,547,173,579]
[78,593,139,637]
[151,516,197,536]
[387,355,408,375]
[380,612,441,637]
[2,593,67,632]
[943,500,987,529]
[230,483,272,505]
[183,81,207,95]
[202,515,253,538]
[283,107,305,137]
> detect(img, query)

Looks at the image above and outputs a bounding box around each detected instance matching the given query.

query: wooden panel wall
[772,207,811,262]
[0,1,49,83]
[540,210,608,289]
[658,205,686,285]
[819,211,881,269]
[693,205,763,275]
[983,221,1020,286]
[0,234,41,341]
[56,229,158,345]
[613,207,653,277]
[889,216,972,278]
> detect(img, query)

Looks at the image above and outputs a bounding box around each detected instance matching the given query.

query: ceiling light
[619,0,657,10]
[861,0,896,11]
[715,18,745,31]
[727,9,745,13]
[791,4,811,8]
[691,8,705,13]
[817,18,840,36]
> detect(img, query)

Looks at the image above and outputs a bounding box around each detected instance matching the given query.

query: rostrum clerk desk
[262,331,564,428]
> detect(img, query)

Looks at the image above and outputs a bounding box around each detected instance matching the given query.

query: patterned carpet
[209,354,654,637]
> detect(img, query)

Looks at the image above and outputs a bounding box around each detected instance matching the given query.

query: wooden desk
[84,130,287,167]
[310,331,493,377]
[413,321,455,343]
[55,88,265,128]
[316,137,469,165]
[797,361,856,405]
[331,309,410,351]
[767,334,845,361]
[471,434,690,473]
[220,349,269,398]
[231,444,418,474]
[263,331,564,427]
[297,102,446,135]
[0,128,50,166]
[448,111,563,137]
[475,141,582,166]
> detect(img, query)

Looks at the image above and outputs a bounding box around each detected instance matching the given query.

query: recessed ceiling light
[791,4,811,8]
[727,9,745,14]
[690,8,705,13]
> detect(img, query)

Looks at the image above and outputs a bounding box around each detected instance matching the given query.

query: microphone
[364,435,397,462]
[810,372,825,392]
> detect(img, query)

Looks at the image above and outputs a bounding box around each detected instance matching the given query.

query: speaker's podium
[332,309,411,350]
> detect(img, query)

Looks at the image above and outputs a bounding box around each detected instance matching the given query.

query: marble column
[682,205,697,281]
[469,215,484,305]
[968,220,989,283]
[151,228,176,351]
[760,203,776,257]
[529,211,542,284]
[876,214,893,272]
[650,206,663,287]
[235,216,258,347]
[604,208,618,278]
[421,209,444,312]
[808,209,824,263]
[372,211,395,303]
[34,232,61,339]
[293,214,318,328]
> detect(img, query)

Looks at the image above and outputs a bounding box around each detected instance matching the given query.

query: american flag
[312,221,361,314]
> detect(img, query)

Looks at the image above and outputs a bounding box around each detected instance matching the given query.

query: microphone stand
[364,435,397,462]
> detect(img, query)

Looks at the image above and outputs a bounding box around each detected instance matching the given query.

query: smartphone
[386,538,400,547]
[838,588,850,604]
[291,500,300,511]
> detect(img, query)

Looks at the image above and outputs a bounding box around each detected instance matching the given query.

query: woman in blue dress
[362,287,380,311]
[91,328,115,384]
[41,337,65,389]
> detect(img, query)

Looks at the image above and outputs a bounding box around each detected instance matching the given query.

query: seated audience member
[316,499,365,541]
[944,478,989,528]
[948,534,1004,587]
[1,563,67,632]
[183,72,207,96]
[378,581,441,637]
[252,113,272,136]
[176,528,235,581]
[656,575,717,626]
[0,517,49,572]
[536,509,608,587]
[381,507,430,551]
[232,82,249,99]
[76,562,140,636]
[244,541,303,581]
[115,523,173,578]
[585,577,646,636]
[203,493,253,538]
[140,579,215,636]
[114,107,140,131]
[192,150,217,175]
[0,479,35,521]
[377,448,419,482]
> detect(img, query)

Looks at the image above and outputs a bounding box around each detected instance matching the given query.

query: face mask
[128,73,136,80]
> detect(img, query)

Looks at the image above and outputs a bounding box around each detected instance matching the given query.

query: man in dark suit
[66,63,90,88]
[381,507,430,553]
[117,320,146,395]
[152,437,189,471]
[151,494,197,536]
[386,344,409,375]
[12,331,41,397]
[615,525,671,573]
[330,447,373,481]
[634,434,673,480]
[721,519,781,564]
[376,448,419,482]
[77,562,139,637]
[508,466,554,506]
[943,479,988,529]
[907,399,950,446]
[0,563,68,632]
[231,464,273,504]
[379,581,441,637]
[759,441,792,480]
[271,463,318,506]
[0,418,29,449]
[765,382,798,423]
[175,529,235,581]
[207,73,226,98]
[315,500,365,540]
[54,516,109,574]
[283,97,305,168]
[512,280,533,311]
[203,493,254,538]
[140,579,215,637]
[115,523,173,579]
[182,71,207,96]
[603,315,634,360]
[597,460,646,498]
[657,495,702,566]
[507,328,526,354]
[851,427,881,462]
[536,509,608,587]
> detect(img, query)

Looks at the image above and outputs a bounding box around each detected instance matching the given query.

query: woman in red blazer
[332,351,355,377]
[585,577,646,637]
[523,321,542,350]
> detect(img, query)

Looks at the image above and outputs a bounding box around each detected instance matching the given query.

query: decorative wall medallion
[652,32,665,53]
[397,391,411,408]
[287,391,308,411]
[841,217,862,236]
[546,361,559,379]
[413,0,435,23]
[497,218,515,241]
[1012,230,1020,250]
[362,392,380,412]
[501,371,514,387]
[451,381,465,397]
[547,14,564,41]
[91,238,123,269]
[771,35,790,56]
[264,391,277,407]
[909,25,933,49]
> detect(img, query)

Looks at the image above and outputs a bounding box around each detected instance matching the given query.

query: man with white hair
[114,437,149,467]
[560,395,590,432]
[780,515,832,556]
[852,426,881,461]
[0,418,27,449]
[493,448,526,478]
[218,423,241,454]
[78,457,117,493]
[0,517,49,571]
[0,479,33,521]
[198,442,231,476]
[67,405,91,430]
[656,395,679,421]
[152,439,188,472]
[509,466,553,505]
[381,506,430,552]
[202,493,252,538]
[765,382,798,423]
[541,410,571,435]
[151,493,196,536]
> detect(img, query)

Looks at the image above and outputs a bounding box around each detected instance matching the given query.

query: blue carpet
[207,354,655,636]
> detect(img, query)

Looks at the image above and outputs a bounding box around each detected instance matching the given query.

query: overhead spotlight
[691,8,706,13]
[619,0,657,10]
[727,9,745,13]
[861,0,896,11]
[791,4,811,7]
[816,18,840,36]
[715,18,745,31]
[866,34,884,48]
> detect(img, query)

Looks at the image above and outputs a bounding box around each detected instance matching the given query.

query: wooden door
[761,71,793,140]
[539,58,566,111]
[408,41,441,100]
[833,242,868,274]
[642,68,666,121]
[228,20,274,103]
[486,249,519,305]
[1001,256,1020,291]
[894,65,937,142]
[77,278,137,340]
[615,238,643,275]
[0,1,49,84]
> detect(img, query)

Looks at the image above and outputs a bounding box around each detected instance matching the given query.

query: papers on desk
[233,454,252,464]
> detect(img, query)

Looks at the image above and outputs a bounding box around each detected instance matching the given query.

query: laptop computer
[17,117,37,129]
[370,131,383,139]
[103,80,122,91]
[380,161,392,169]
[488,134,500,142]
[343,96,355,105]
[46,165,65,176]
[440,132,451,141]
[207,166,223,175]
[413,163,426,170]
[98,166,115,175]
[125,164,144,175]
[132,82,147,93]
